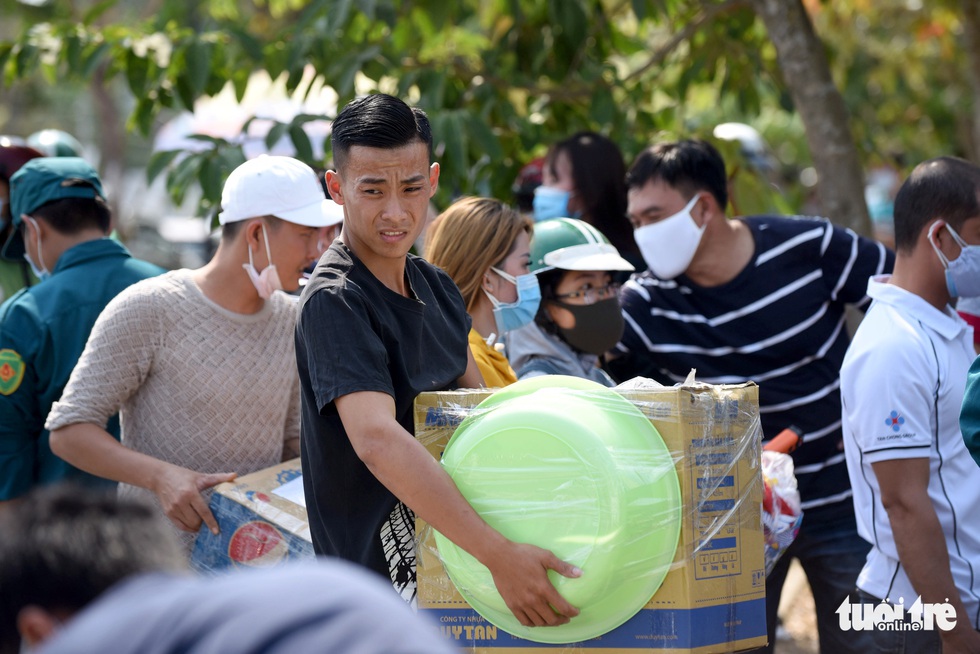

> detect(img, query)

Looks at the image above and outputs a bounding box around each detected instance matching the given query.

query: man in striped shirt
[616,139,893,653]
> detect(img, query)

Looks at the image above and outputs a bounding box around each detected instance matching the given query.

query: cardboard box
[191,458,315,572]
[414,383,766,653]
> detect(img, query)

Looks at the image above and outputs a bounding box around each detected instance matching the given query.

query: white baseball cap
[323,197,344,227]
[218,155,336,227]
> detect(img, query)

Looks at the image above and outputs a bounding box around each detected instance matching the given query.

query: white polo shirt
[841,275,980,625]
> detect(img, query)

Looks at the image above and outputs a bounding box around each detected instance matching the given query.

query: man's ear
[428,162,440,198]
[243,219,264,251]
[325,171,344,205]
[23,215,47,242]
[17,605,62,648]
[695,193,721,228]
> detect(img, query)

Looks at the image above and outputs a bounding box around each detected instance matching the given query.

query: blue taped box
[414,383,767,653]
[191,458,315,572]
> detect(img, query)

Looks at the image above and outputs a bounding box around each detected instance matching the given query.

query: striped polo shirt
[617,216,894,511]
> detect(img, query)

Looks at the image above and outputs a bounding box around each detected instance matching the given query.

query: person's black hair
[330,94,433,171]
[311,165,330,198]
[31,193,111,235]
[221,219,245,241]
[548,132,636,258]
[892,156,980,253]
[533,267,566,336]
[0,485,185,654]
[625,139,729,211]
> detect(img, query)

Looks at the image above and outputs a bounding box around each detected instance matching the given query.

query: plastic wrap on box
[413,378,767,653]
[191,458,315,573]
[429,377,683,644]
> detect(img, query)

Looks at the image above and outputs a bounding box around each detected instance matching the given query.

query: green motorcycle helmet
[529,218,635,273]
[26,129,84,158]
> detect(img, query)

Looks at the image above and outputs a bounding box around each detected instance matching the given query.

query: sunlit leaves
[6,0,959,220]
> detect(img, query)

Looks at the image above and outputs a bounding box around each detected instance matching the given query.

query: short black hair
[625,139,728,211]
[31,194,111,235]
[892,156,980,253]
[0,485,185,654]
[533,267,565,336]
[330,94,433,171]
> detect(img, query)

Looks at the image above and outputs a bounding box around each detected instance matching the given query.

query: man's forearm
[887,496,972,631]
[357,424,507,566]
[49,423,169,491]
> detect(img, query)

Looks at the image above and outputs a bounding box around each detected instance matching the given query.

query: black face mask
[550,296,625,355]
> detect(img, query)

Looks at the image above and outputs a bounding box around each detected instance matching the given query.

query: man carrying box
[47,156,330,552]
[296,93,581,626]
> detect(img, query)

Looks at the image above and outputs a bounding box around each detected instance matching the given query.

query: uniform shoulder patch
[0,349,26,396]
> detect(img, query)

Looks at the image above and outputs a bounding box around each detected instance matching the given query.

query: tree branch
[959,0,980,162]
[624,0,748,84]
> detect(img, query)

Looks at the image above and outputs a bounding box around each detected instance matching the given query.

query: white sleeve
[841,328,935,465]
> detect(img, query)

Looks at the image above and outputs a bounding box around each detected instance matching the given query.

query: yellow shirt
[468,328,517,388]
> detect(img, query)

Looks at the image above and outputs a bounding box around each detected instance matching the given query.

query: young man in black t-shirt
[296,93,581,628]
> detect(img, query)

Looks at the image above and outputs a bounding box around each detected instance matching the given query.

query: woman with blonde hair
[426,197,539,387]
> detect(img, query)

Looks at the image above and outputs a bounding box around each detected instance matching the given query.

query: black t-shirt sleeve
[298,284,394,413]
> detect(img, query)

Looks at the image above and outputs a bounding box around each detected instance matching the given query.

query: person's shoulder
[100,269,189,317]
[118,268,187,297]
[742,214,832,239]
[120,256,167,279]
[307,243,358,291]
[0,287,43,347]
[409,253,466,305]
[409,252,451,283]
[845,301,929,371]
[267,291,301,321]
[0,285,38,322]
[620,271,676,303]
[320,242,356,271]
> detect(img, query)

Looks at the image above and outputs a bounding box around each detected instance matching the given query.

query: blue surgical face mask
[485,267,541,333]
[929,221,980,299]
[532,186,577,222]
[22,215,51,281]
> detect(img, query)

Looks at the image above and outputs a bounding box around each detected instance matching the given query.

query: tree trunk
[749,0,872,237]
[90,63,127,235]
[960,0,980,163]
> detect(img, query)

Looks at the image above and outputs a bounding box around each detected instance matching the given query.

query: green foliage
[4,0,966,222]
[811,1,967,171]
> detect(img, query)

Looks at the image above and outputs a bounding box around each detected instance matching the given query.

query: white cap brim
[271,198,342,227]
[543,243,635,271]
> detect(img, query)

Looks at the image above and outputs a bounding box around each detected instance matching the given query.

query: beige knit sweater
[47,269,301,550]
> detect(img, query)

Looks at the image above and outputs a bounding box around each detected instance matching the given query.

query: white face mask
[633,193,704,280]
[22,215,51,281]
[928,220,980,299]
[242,225,282,300]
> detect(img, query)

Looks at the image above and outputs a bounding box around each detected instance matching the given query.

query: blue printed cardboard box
[413,383,767,653]
[192,458,315,572]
